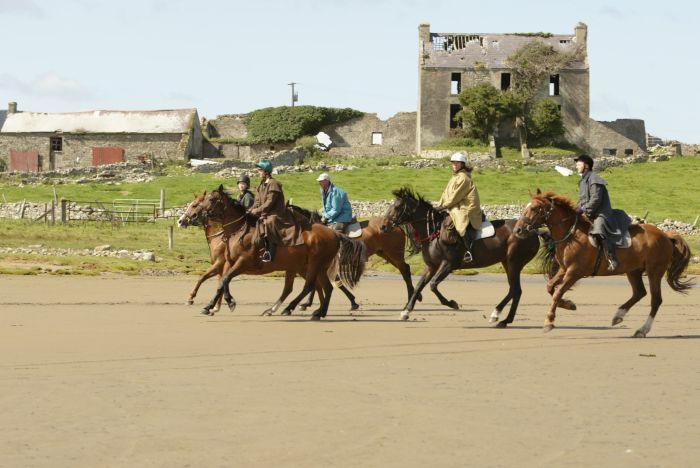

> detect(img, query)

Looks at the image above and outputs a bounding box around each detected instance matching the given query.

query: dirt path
[1,274,698,467]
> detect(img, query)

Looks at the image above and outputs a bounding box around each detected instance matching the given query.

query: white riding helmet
[450,152,468,164]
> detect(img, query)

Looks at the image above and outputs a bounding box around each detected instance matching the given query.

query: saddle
[344,218,363,238]
[587,209,633,249]
[440,212,496,244]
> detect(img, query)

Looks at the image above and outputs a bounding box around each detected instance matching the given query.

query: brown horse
[514,190,694,337]
[178,192,230,312]
[381,187,540,324]
[287,204,421,310]
[197,186,367,320]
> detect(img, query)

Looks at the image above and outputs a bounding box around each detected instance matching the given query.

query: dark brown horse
[381,187,540,325]
[287,204,421,310]
[197,186,367,320]
[514,190,694,337]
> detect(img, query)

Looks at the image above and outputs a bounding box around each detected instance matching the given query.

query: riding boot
[605,241,619,271]
[261,238,275,263]
[461,230,473,263]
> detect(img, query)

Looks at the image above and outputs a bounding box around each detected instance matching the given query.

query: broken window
[559,39,571,45]
[451,73,461,95]
[432,34,483,51]
[500,73,511,91]
[602,148,617,156]
[371,132,383,145]
[624,149,634,156]
[50,137,63,152]
[449,104,462,129]
[549,74,560,96]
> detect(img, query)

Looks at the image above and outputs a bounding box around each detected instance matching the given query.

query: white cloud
[0,0,43,16]
[0,72,95,102]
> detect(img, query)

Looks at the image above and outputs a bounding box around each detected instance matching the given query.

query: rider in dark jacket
[236,174,255,210]
[574,154,618,271]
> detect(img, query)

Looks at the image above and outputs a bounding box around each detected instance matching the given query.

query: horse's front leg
[298,289,314,311]
[545,266,576,311]
[429,260,459,310]
[202,259,243,316]
[187,260,223,305]
[401,266,436,320]
[263,271,295,316]
[544,269,581,332]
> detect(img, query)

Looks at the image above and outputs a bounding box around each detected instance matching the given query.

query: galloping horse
[381,187,540,324]
[196,186,367,320]
[287,204,421,310]
[514,190,694,337]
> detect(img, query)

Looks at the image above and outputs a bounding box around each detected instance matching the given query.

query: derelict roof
[0,108,198,134]
[423,33,587,70]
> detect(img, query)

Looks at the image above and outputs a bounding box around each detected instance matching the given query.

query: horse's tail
[537,233,559,280]
[666,231,694,293]
[334,233,367,289]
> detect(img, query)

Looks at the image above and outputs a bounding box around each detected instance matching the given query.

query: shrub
[244,106,363,144]
[528,99,565,145]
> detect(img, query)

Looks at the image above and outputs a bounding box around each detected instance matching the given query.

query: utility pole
[288,82,299,107]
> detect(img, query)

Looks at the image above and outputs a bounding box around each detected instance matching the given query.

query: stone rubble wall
[0,244,155,261]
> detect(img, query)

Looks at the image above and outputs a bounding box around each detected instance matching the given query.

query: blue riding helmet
[256,160,273,174]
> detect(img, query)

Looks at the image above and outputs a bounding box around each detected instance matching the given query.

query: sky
[1,0,697,142]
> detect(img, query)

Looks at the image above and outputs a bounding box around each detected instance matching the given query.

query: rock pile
[0,244,156,261]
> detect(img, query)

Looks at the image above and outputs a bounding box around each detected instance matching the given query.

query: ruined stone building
[417,22,646,156]
[0,102,202,172]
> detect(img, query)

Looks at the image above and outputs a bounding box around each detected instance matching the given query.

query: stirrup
[607,257,618,271]
[463,250,473,263]
[261,250,272,263]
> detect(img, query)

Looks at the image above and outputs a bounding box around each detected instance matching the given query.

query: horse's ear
[536,188,542,195]
[217,184,224,192]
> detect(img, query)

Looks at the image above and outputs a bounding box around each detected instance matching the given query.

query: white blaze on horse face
[177,200,194,228]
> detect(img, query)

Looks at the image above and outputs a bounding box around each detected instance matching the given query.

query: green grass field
[1,155,698,276]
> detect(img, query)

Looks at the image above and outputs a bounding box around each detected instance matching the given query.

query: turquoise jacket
[320,184,353,224]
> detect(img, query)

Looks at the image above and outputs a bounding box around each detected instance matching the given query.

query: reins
[205,213,246,239]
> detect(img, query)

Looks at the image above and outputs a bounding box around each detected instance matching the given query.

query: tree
[528,99,564,145]
[455,83,514,143]
[506,40,584,156]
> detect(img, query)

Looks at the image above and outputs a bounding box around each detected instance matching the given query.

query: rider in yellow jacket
[438,152,482,262]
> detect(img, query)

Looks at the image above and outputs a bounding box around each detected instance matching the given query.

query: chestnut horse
[381,187,540,324]
[197,186,367,320]
[287,204,421,310]
[514,190,694,337]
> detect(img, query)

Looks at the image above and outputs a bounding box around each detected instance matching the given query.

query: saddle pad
[474,221,495,240]
[346,222,363,238]
[588,231,632,249]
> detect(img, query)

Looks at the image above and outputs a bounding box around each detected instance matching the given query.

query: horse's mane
[212,186,242,208]
[288,203,322,223]
[392,186,431,206]
[533,191,576,214]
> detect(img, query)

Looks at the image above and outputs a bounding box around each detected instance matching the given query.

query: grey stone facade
[323,112,416,156]
[416,23,646,156]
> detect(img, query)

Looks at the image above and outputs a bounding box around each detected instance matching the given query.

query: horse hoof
[633,330,647,338]
[400,310,410,321]
[448,300,459,310]
[543,324,554,333]
[201,309,211,316]
[227,303,236,313]
[298,305,308,311]
[310,315,321,321]
[495,321,508,329]
[488,309,500,323]
[186,299,194,306]
[416,293,423,302]
[558,299,577,311]
[612,317,624,326]
[281,309,292,316]
[261,309,272,316]
[350,303,360,311]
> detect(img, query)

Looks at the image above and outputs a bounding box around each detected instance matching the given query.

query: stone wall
[680,143,700,155]
[205,114,248,138]
[0,133,188,171]
[322,113,416,156]
[586,119,645,156]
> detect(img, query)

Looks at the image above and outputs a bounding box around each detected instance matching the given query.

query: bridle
[518,199,578,245]
[202,193,247,239]
[387,196,441,244]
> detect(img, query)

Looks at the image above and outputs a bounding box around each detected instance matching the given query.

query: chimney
[8,101,17,114]
[574,22,588,47]
[418,22,430,45]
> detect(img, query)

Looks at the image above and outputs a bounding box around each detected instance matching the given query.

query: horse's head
[178,192,208,228]
[514,189,574,238]
[203,184,242,221]
[381,186,426,232]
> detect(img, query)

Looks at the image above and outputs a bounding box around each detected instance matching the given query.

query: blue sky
[1,0,696,142]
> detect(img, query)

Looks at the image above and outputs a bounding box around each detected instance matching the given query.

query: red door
[10,150,40,172]
[92,147,125,166]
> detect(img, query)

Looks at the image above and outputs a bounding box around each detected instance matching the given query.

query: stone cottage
[0,102,202,172]
[416,22,646,156]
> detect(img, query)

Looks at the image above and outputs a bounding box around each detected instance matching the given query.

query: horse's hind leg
[489,261,513,323]
[263,271,295,316]
[633,268,663,338]
[612,269,647,326]
[338,283,359,311]
[298,288,314,311]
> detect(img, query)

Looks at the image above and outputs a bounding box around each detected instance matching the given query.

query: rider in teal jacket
[317,173,353,230]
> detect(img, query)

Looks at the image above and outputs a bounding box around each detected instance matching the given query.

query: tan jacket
[438,169,482,236]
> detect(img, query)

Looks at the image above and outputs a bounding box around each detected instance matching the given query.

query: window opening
[371,132,383,145]
[500,73,511,91]
[451,73,461,95]
[50,137,63,152]
[549,74,560,96]
[449,104,462,129]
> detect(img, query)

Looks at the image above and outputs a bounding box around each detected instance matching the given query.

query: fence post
[19,199,26,219]
[168,225,174,249]
[51,199,56,225]
[44,203,48,224]
[159,189,165,218]
[61,198,67,223]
